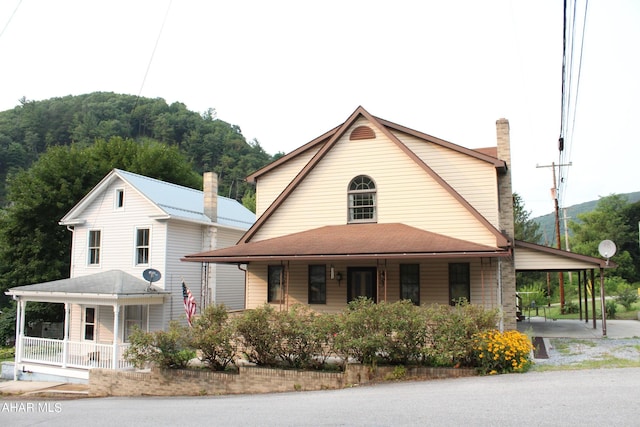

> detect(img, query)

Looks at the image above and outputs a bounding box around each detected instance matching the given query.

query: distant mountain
[532,191,640,245]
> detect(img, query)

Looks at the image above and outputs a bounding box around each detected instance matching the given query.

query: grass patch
[0,346,15,362]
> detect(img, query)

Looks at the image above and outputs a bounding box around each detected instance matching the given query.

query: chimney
[203,172,218,223]
[496,118,514,240]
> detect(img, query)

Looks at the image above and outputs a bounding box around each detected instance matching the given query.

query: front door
[347,267,377,303]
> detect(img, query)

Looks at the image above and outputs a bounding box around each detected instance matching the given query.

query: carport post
[599,268,606,337]
[590,269,596,330]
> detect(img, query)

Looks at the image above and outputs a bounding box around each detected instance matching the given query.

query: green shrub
[190,304,237,371]
[333,298,384,365]
[605,300,617,319]
[564,301,580,314]
[517,284,548,309]
[377,300,427,365]
[473,330,533,374]
[234,305,280,366]
[616,284,639,311]
[422,302,499,367]
[271,305,320,369]
[0,346,15,361]
[124,321,195,369]
[309,312,341,368]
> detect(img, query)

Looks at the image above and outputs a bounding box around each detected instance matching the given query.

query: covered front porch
[5,270,167,381]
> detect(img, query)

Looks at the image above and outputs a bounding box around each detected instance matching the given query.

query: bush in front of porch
[122,299,529,374]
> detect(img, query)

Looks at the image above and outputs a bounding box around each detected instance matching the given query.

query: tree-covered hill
[533,191,640,245]
[0,92,278,205]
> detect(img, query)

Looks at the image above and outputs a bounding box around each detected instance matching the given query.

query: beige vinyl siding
[97,306,114,344]
[397,133,500,227]
[255,148,319,216]
[214,227,246,310]
[246,258,502,312]
[70,304,81,341]
[514,247,600,271]
[253,118,497,246]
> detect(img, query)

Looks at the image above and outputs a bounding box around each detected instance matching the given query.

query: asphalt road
[2,367,639,426]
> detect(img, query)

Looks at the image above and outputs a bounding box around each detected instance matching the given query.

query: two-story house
[183,106,614,332]
[6,169,254,381]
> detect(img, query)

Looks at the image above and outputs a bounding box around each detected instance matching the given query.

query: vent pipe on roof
[204,172,218,223]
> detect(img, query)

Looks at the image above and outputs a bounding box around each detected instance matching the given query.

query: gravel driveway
[534,337,640,367]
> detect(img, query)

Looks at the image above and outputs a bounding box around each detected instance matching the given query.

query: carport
[514,240,618,336]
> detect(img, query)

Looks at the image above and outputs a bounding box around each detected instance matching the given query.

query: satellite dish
[598,240,617,259]
[143,268,161,283]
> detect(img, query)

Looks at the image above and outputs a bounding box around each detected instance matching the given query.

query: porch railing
[20,336,132,370]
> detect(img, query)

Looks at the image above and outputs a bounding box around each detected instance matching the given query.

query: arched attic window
[348,175,377,223]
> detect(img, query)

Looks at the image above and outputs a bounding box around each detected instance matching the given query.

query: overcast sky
[1,1,638,218]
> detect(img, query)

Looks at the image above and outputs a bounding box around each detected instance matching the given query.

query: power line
[132,0,173,113]
[0,0,22,41]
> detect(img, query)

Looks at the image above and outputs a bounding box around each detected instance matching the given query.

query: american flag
[182,281,197,327]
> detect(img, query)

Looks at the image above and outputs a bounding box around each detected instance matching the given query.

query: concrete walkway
[0,380,88,396]
[517,317,640,339]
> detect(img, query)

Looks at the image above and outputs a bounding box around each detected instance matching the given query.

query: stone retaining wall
[89,365,476,397]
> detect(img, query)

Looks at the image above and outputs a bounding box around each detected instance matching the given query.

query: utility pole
[563,208,572,285]
[537,161,572,313]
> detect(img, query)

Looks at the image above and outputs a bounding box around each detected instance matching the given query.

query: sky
[0,0,638,218]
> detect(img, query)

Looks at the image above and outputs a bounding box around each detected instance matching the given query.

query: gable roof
[240,106,508,246]
[182,223,510,263]
[60,169,255,229]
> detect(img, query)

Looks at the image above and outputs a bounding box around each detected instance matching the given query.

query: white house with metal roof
[5,169,255,381]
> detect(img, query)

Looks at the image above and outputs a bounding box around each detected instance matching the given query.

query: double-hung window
[449,263,470,305]
[88,230,101,266]
[308,265,326,304]
[400,264,420,305]
[268,265,284,303]
[136,227,150,265]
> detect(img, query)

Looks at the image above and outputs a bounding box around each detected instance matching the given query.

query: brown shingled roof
[182,223,510,263]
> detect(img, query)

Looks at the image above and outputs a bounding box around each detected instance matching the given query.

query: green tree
[513,193,545,287]
[513,193,543,243]
[0,138,200,299]
[569,194,636,282]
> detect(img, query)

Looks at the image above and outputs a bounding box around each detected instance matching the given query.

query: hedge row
[124,299,533,374]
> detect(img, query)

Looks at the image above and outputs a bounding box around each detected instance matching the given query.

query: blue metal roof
[116,169,255,229]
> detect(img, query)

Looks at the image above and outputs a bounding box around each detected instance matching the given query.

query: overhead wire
[557,0,589,210]
[0,0,22,41]
[132,0,173,114]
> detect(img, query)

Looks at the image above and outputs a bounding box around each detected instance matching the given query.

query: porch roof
[182,223,510,263]
[5,270,168,304]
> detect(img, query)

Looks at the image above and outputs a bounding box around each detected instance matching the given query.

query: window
[308,265,326,304]
[268,265,284,303]
[400,264,420,305]
[136,228,150,265]
[88,230,101,265]
[84,307,96,341]
[348,175,376,223]
[115,189,125,209]
[124,305,147,342]
[449,263,470,305]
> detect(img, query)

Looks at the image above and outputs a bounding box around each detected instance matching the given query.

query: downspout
[237,264,247,309]
[497,259,504,332]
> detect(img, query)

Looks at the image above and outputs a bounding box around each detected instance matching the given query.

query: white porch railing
[20,336,132,370]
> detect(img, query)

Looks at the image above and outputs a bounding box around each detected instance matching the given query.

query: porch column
[599,268,607,337]
[62,302,70,368]
[13,298,26,381]
[112,304,120,369]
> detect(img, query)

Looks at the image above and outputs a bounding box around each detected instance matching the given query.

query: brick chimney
[203,172,218,223]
